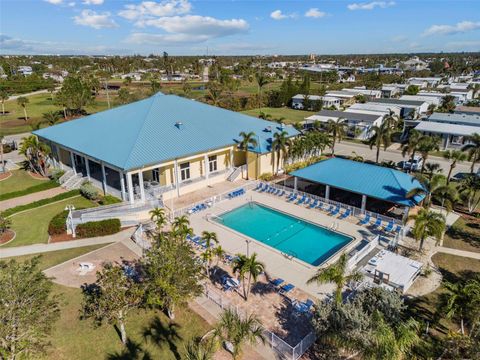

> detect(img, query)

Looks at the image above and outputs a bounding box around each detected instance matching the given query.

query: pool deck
[189,189,376,299]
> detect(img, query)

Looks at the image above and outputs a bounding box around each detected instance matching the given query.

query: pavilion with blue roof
[290,157,425,219]
[34,93,299,203]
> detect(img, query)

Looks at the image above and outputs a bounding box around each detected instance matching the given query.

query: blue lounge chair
[297,195,306,205]
[259,184,267,192]
[309,199,318,208]
[359,213,371,225]
[270,278,284,287]
[279,283,295,294]
[294,299,315,314]
[278,190,285,197]
[338,208,351,219]
[316,202,325,210]
[254,183,262,191]
[372,217,382,229]
[393,225,402,235]
[304,197,311,205]
[287,193,297,202]
[384,220,394,232]
[329,206,340,216]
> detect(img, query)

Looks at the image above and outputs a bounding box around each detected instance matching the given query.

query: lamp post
[245,239,252,257]
[65,205,76,237]
[0,136,5,174]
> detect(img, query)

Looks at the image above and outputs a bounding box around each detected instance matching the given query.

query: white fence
[203,284,316,360]
[347,235,380,270]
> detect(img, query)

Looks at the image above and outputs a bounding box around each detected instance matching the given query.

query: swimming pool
[216,202,353,266]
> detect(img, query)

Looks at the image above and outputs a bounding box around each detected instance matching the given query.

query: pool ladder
[329,221,339,231]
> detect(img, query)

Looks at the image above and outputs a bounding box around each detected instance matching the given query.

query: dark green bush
[48,210,68,235]
[75,218,121,238]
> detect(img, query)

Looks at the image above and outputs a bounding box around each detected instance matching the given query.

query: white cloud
[423,21,480,36]
[270,10,298,21]
[73,10,118,29]
[44,0,64,4]
[347,1,395,10]
[82,0,103,4]
[119,0,191,22]
[305,8,326,18]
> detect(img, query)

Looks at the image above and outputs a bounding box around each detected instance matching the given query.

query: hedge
[0,180,59,201]
[2,190,81,217]
[75,219,121,238]
[48,210,68,235]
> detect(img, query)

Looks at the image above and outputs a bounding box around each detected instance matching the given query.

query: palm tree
[238,131,258,180]
[42,111,60,126]
[255,72,269,110]
[424,162,443,180]
[271,131,291,175]
[149,207,166,229]
[201,231,218,248]
[214,309,264,360]
[184,337,216,360]
[462,133,480,174]
[307,253,363,305]
[172,215,192,238]
[19,135,51,177]
[17,96,29,121]
[443,150,468,183]
[458,174,480,214]
[232,253,265,301]
[408,208,445,251]
[258,111,271,120]
[418,136,441,173]
[401,129,423,171]
[368,120,394,163]
[407,173,448,208]
[441,278,480,335]
[0,90,9,115]
[326,118,346,155]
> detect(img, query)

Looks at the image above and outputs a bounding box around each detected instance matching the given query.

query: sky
[1,0,479,56]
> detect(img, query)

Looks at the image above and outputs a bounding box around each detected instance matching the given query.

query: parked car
[402,156,423,171]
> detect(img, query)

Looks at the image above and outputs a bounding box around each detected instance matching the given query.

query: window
[180,162,190,181]
[152,168,159,182]
[208,155,218,173]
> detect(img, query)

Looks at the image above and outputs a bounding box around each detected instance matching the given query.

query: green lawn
[242,107,316,124]
[0,169,49,194]
[0,93,111,136]
[5,195,95,247]
[443,214,480,253]
[3,244,109,270]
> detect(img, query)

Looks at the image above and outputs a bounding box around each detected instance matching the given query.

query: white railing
[58,169,74,184]
[261,181,403,226]
[203,285,316,360]
[171,181,258,219]
[347,235,380,270]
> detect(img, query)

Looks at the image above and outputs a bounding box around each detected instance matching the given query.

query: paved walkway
[0,228,135,258]
[0,187,67,211]
[436,246,480,260]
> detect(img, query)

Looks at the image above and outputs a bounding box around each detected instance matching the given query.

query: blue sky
[1,0,479,55]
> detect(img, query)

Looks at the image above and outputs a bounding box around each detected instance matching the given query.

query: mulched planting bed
[50,233,75,243]
[28,172,49,180]
[0,172,12,181]
[0,230,16,244]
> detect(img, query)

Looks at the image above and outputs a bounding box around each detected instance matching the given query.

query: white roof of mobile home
[415,121,480,136]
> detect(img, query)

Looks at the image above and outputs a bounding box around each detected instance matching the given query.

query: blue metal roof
[290,157,425,207]
[34,93,299,171]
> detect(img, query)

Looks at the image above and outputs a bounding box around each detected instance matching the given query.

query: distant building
[408,77,443,88]
[17,66,33,76]
[291,94,341,110]
[368,98,429,118]
[401,57,429,71]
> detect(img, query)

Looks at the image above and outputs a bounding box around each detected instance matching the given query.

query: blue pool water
[217,202,352,266]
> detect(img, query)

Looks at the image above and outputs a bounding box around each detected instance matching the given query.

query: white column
[138,171,146,203]
[361,194,367,213]
[70,152,76,174]
[204,153,209,179]
[120,172,126,201]
[444,135,450,150]
[174,159,180,197]
[229,148,234,168]
[325,185,330,200]
[101,163,107,195]
[294,177,298,191]
[126,172,134,204]
[85,157,90,180]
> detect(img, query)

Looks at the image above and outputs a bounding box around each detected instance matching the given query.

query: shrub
[80,182,100,201]
[50,168,65,182]
[0,215,12,234]
[75,219,121,238]
[99,195,122,205]
[48,210,68,235]
[258,172,273,181]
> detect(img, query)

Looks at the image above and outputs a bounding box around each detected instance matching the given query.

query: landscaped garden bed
[0,229,15,245]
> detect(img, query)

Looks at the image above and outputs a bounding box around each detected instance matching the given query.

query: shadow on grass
[142,316,182,360]
[105,338,152,360]
[446,225,480,249]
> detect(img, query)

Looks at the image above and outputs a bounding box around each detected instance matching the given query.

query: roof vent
[175,121,184,129]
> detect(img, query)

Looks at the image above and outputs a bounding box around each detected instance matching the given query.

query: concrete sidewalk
[436,246,480,260]
[0,228,135,258]
[0,187,67,211]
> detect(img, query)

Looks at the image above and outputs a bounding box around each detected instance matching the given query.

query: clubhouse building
[34,93,299,203]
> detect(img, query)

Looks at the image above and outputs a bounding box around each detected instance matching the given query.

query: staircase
[63,173,86,190]
[227,165,245,182]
